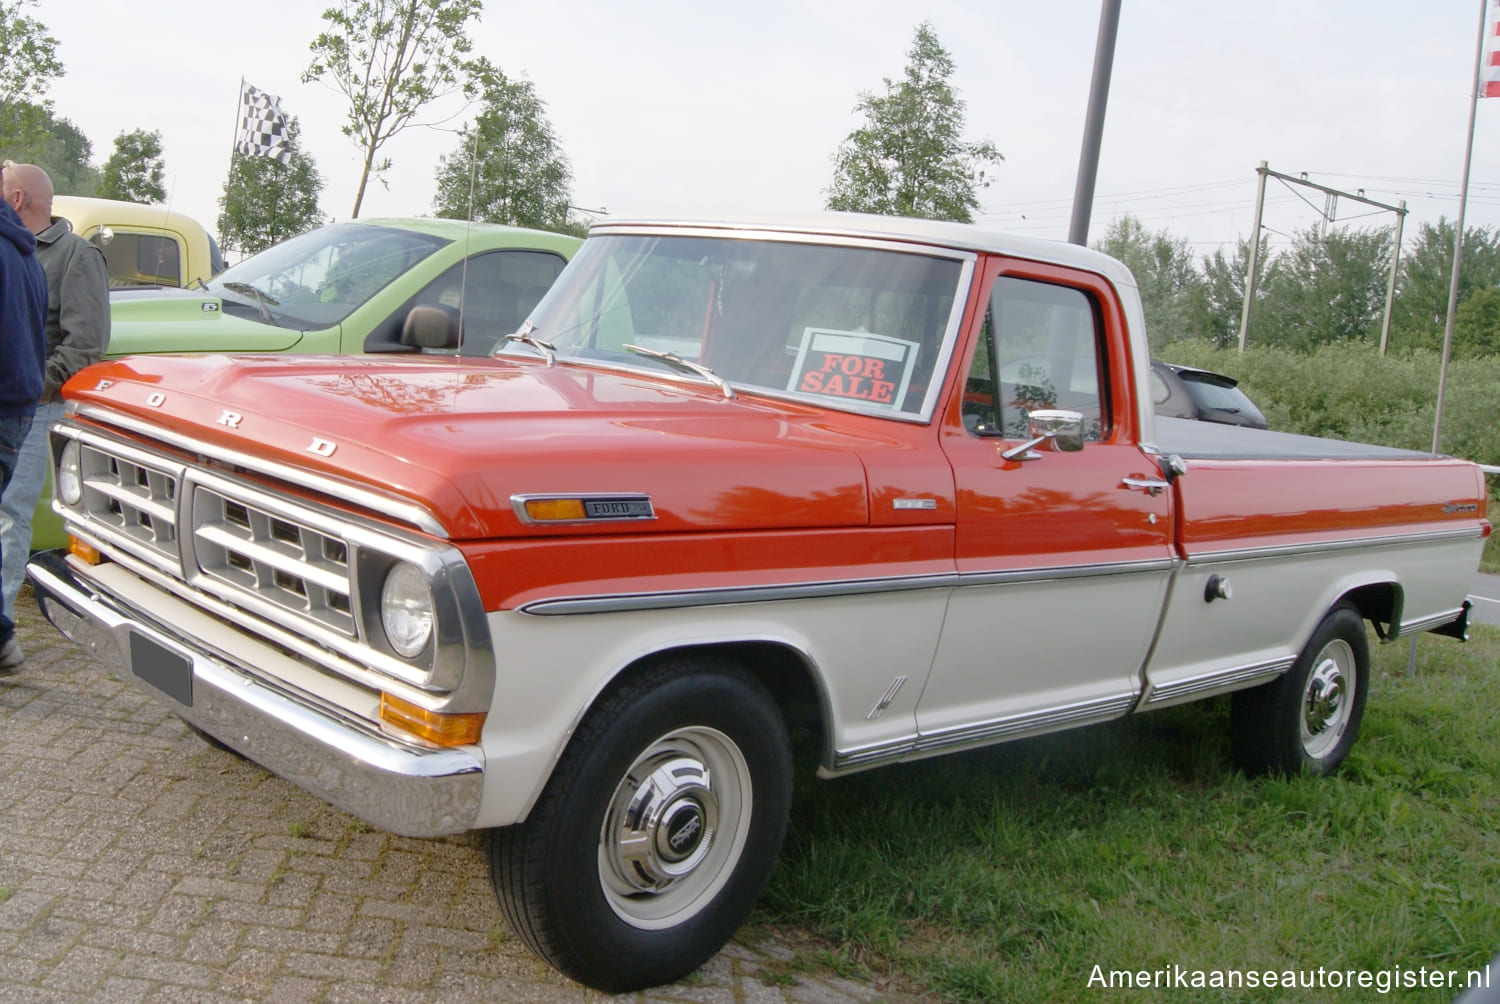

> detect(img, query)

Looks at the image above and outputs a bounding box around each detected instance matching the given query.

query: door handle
[1121,476,1170,496]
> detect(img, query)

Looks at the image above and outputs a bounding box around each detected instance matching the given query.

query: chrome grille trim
[51,422,493,698]
[73,434,186,572]
[191,484,355,636]
[72,402,448,538]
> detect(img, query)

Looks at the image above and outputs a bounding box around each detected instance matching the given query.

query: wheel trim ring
[598,726,753,931]
[1300,638,1356,760]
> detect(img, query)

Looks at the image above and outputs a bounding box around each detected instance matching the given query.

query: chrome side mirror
[1001,409,1085,461]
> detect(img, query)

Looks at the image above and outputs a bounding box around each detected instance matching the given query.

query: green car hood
[107,288,307,354]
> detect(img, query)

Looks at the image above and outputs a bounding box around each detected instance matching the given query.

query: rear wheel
[1232,604,1369,777]
[487,656,792,993]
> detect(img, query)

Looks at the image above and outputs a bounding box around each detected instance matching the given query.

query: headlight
[381,562,434,658]
[57,439,83,506]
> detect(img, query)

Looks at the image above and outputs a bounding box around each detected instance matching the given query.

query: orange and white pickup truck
[29,214,1489,991]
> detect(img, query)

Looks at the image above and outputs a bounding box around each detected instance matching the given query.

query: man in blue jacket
[0,171,47,670]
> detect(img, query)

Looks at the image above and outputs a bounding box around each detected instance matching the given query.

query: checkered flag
[234,84,292,165]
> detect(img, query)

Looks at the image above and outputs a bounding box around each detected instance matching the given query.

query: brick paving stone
[0,587,939,1002]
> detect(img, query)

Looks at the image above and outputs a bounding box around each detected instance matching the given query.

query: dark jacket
[34,217,110,400]
[0,201,46,417]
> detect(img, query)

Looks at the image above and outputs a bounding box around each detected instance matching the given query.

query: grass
[758,625,1500,1002]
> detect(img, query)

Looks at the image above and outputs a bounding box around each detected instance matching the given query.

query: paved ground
[0,587,929,1004]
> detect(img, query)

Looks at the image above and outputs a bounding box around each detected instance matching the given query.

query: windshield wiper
[220,281,279,324]
[504,326,557,366]
[623,344,736,399]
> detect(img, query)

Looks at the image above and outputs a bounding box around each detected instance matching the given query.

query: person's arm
[45,243,110,398]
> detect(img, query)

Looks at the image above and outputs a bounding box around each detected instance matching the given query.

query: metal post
[1433,0,1488,456]
[1238,162,1269,352]
[1410,0,1488,680]
[1379,201,1406,357]
[1067,0,1122,246]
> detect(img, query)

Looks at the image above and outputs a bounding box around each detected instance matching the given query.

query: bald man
[0,162,110,668]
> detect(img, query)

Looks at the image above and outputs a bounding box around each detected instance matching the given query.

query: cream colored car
[52,195,224,288]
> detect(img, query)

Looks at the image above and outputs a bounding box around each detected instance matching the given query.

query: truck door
[923,260,1175,750]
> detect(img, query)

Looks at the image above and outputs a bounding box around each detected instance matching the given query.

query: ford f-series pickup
[28,213,1488,991]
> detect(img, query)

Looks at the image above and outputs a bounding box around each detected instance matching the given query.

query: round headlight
[57,439,83,506]
[381,562,434,658]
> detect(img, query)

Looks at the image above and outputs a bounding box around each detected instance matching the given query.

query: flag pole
[1431,0,1489,456]
[227,78,246,174]
[1410,0,1490,680]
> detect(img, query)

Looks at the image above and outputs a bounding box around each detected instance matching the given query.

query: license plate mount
[129,631,193,707]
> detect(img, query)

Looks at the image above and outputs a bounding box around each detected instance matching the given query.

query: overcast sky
[34,0,1500,259]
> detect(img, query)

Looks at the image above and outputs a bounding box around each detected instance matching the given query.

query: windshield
[503,233,967,419]
[206,223,447,329]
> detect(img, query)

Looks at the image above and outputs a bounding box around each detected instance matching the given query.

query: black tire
[486,656,792,993]
[1231,604,1369,777]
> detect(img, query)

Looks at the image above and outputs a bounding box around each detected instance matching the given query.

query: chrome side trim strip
[832,693,1138,771]
[519,557,1176,615]
[956,557,1176,587]
[73,404,448,537]
[519,574,961,615]
[1142,657,1294,707]
[1399,605,1469,637]
[1186,526,1485,566]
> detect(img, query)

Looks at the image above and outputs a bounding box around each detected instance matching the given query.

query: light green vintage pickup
[31,217,580,546]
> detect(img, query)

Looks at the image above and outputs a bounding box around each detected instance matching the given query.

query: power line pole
[1238,162,1407,352]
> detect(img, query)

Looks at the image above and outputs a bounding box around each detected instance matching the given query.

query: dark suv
[1151,360,1268,429]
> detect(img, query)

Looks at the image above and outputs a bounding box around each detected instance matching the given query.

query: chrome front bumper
[27,554,484,837]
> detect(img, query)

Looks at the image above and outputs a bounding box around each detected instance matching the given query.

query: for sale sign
[788,328,920,409]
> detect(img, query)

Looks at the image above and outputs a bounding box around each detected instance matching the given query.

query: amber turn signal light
[522,497,587,522]
[68,535,101,565]
[379,692,485,747]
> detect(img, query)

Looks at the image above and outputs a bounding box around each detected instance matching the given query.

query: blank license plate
[130,631,193,707]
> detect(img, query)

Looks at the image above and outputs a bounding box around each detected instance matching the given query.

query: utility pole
[1068,0,1122,246]
[1238,163,1407,351]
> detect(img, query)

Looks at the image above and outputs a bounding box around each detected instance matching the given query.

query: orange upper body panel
[63,352,953,542]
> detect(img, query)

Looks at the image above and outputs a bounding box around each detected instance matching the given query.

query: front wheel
[1231,604,1369,777]
[487,656,792,993]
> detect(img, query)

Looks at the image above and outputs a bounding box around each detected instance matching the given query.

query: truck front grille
[67,431,359,640]
[191,485,356,635]
[77,440,179,562]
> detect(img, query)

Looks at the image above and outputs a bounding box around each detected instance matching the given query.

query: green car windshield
[206,223,447,329]
[503,233,966,420]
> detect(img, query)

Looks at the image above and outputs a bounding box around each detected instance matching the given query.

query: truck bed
[1153,415,1436,462]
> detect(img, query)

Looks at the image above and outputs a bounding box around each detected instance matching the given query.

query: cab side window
[410,250,568,356]
[963,276,1106,441]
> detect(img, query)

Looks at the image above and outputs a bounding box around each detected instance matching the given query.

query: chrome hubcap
[599,727,752,930]
[606,753,719,891]
[1301,640,1355,759]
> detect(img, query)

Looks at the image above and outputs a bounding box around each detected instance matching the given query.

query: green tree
[1092,215,1206,351]
[98,128,167,204]
[1454,285,1500,357]
[1256,227,1391,351]
[1200,234,1277,349]
[303,0,486,218]
[0,0,63,106]
[1388,219,1500,352]
[825,21,1001,223]
[432,65,577,234]
[217,116,325,257]
[0,100,97,194]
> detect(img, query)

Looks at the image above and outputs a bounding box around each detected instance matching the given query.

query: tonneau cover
[1152,416,1437,462]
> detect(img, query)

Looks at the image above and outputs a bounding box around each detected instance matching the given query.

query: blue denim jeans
[0,411,36,645]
